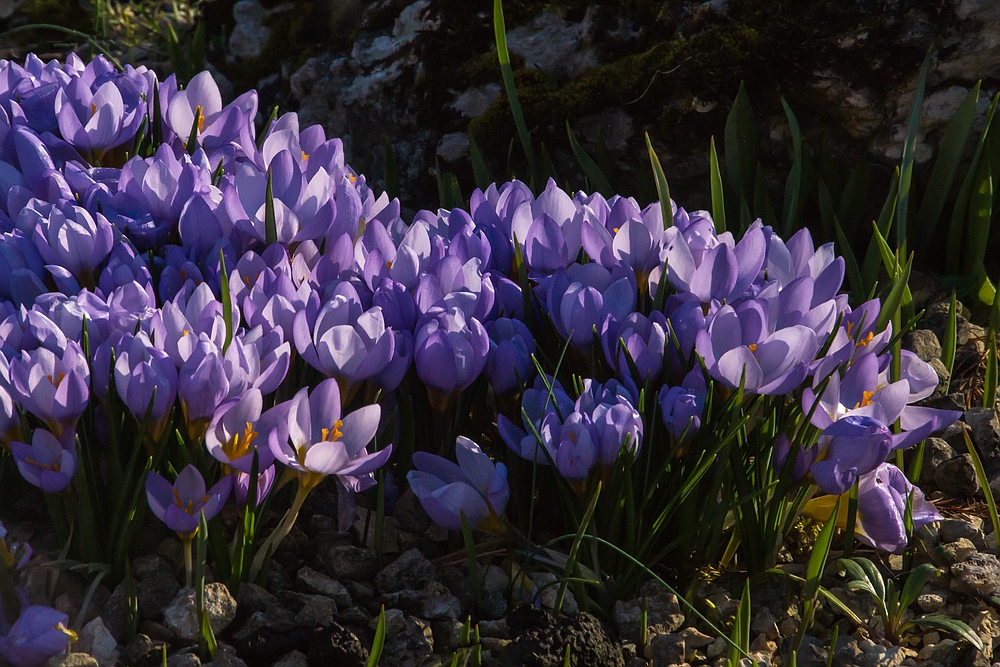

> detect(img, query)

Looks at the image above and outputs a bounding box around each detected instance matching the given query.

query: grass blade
[962,423,1000,553]
[218,249,232,354]
[567,121,614,196]
[782,97,804,235]
[265,168,277,246]
[793,501,840,652]
[469,134,493,191]
[915,82,981,247]
[861,169,899,290]
[834,216,863,299]
[725,82,758,214]
[367,606,386,667]
[876,251,913,334]
[195,511,218,660]
[726,580,751,667]
[964,154,993,282]
[555,482,601,616]
[896,50,933,255]
[646,133,672,228]
[494,0,536,183]
[709,136,727,233]
[383,139,399,200]
[942,291,958,393]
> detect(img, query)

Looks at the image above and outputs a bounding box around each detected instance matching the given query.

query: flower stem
[248,480,312,582]
[182,535,193,589]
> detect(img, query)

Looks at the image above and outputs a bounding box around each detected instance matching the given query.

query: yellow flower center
[194,105,205,133]
[224,421,258,462]
[24,456,60,472]
[46,372,66,388]
[172,489,210,516]
[321,420,344,442]
[748,343,757,354]
[857,331,875,347]
[853,390,876,409]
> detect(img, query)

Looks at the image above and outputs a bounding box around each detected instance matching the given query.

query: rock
[121,634,167,667]
[202,644,248,667]
[381,615,434,667]
[321,546,379,582]
[75,617,118,667]
[450,85,502,119]
[228,0,271,61]
[307,622,369,667]
[163,585,238,642]
[506,8,599,80]
[939,517,983,544]
[935,454,979,498]
[44,654,99,667]
[294,595,337,628]
[646,632,684,665]
[795,636,828,667]
[951,553,1000,597]
[920,437,957,485]
[166,652,201,667]
[527,572,578,616]
[917,591,948,613]
[132,556,181,620]
[614,580,685,643]
[273,651,308,667]
[966,407,1000,478]
[904,329,942,362]
[857,644,906,667]
[751,606,780,641]
[374,548,435,594]
[436,133,469,163]
[497,606,624,667]
[296,567,352,609]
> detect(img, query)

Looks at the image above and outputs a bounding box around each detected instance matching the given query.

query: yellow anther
[24,456,60,472]
[182,329,190,337]
[321,419,344,442]
[90,103,96,116]
[301,151,309,161]
[748,343,757,354]
[194,105,205,133]
[846,320,855,337]
[857,331,874,347]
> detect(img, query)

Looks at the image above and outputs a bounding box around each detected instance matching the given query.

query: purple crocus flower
[809,415,894,496]
[485,317,535,395]
[9,342,89,436]
[804,463,941,554]
[177,337,230,440]
[205,388,278,474]
[498,374,574,464]
[601,310,668,384]
[11,428,76,493]
[407,436,509,533]
[31,202,114,283]
[233,465,276,508]
[658,370,707,444]
[0,606,76,667]
[269,378,388,491]
[146,465,232,537]
[54,76,145,154]
[113,331,177,440]
[414,307,489,399]
[550,412,599,482]
[541,263,636,349]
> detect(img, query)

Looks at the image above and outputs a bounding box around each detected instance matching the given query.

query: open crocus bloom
[407,436,509,533]
[0,606,76,667]
[145,464,232,537]
[803,462,941,554]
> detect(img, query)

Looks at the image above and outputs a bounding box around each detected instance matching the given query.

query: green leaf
[782,98,804,235]
[460,512,482,615]
[191,21,206,72]
[947,92,1000,273]
[962,423,1000,554]
[727,580,751,667]
[753,165,778,229]
[709,136,727,233]
[555,482,601,616]
[469,134,493,191]
[725,82,758,210]
[561,644,571,667]
[987,328,998,409]
[383,139,399,200]
[907,615,984,651]
[265,168,277,246]
[646,133,672,228]
[862,169,899,290]
[942,291,958,393]
[915,82,981,247]
[899,564,939,611]
[166,21,186,83]
[837,157,871,240]
[367,606,386,667]
[794,501,840,651]
[185,105,201,155]
[494,0,536,183]
[896,50,933,255]
[834,216,864,299]
[567,121,614,196]
[257,105,279,151]
[965,155,993,280]
[876,251,913,334]
[196,512,218,660]
[218,249,232,355]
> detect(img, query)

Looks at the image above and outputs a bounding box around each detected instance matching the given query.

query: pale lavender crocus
[0,606,76,667]
[11,428,76,493]
[804,463,941,554]
[407,436,509,533]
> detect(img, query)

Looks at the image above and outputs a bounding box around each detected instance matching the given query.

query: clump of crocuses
[0,51,962,604]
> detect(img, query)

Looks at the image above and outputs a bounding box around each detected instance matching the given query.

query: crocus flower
[485,318,535,395]
[145,465,232,537]
[407,436,509,533]
[205,388,278,474]
[269,378,388,494]
[177,337,230,440]
[541,263,636,349]
[54,76,145,154]
[32,202,114,285]
[9,342,89,436]
[808,415,895,496]
[414,307,489,399]
[11,428,76,493]
[113,331,177,440]
[804,463,941,554]
[601,311,668,384]
[0,606,76,667]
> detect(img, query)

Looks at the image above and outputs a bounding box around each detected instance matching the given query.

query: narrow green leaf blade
[709,135,727,233]
[494,0,536,180]
[367,606,387,667]
[567,121,614,196]
[646,133,671,228]
[896,50,933,255]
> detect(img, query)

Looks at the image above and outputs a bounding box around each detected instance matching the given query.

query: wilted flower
[407,436,509,533]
